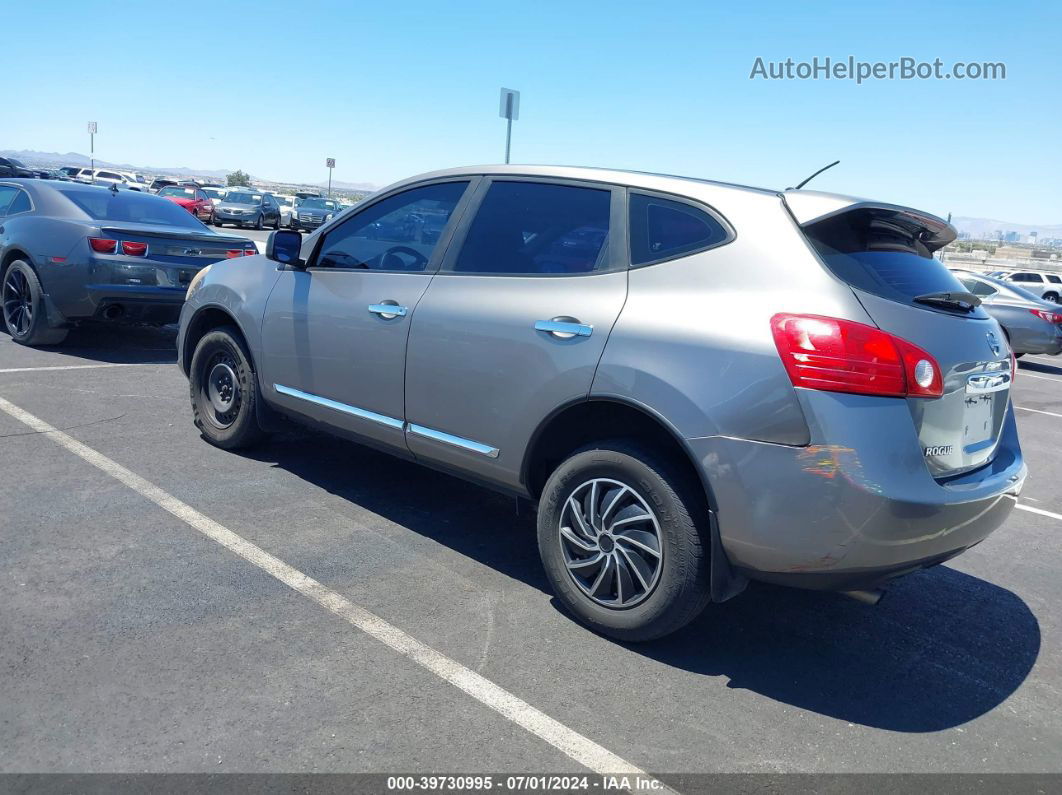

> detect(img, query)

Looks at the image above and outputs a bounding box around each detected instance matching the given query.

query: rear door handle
[535,319,593,339]
[368,302,408,319]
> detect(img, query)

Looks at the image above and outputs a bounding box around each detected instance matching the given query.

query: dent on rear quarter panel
[593,189,875,445]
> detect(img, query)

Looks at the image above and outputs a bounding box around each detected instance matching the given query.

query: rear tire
[189,326,266,450]
[2,260,68,347]
[1044,292,1059,304]
[537,441,711,641]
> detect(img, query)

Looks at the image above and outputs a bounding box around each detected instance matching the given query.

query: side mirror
[266,230,303,266]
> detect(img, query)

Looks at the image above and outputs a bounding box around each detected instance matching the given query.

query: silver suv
[177,166,1026,640]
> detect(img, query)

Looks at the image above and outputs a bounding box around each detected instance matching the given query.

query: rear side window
[629,193,729,265]
[957,277,997,297]
[0,186,17,215]
[803,208,966,308]
[451,181,611,276]
[7,190,31,215]
[1048,274,1062,284]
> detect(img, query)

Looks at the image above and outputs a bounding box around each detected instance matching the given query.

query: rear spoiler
[783,190,956,252]
[100,225,253,246]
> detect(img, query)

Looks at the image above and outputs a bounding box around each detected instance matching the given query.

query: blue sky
[6,0,1059,223]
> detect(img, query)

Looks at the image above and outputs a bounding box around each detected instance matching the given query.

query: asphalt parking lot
[2,325,1062,778]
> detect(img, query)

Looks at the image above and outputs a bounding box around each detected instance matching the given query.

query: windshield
[59,187,206,229]
[158,186,197,198]
[225,193,262,205]
[276,197,293,207]
[202,188,224,200]
[300,198,338,210]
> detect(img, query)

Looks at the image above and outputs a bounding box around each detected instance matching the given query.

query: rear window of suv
[803,208,967,309]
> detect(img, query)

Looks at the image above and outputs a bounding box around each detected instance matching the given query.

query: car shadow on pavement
[1019,358,1062,377]
[250,428,1040,734]
[8,323,179,365]
[632,568,1040,732]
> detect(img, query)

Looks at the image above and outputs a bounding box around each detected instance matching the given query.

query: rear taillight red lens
[225,250,243,259]
[89,237,118,254]
[1031,308,1062,324]
[243,249,256,256]
[121,241,148,256]
[771,313,944,399]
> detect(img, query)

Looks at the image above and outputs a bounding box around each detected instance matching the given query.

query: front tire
[2,260,68,346]
[254,213,263,230]
[189,326,266,450]
[537,442,711,641]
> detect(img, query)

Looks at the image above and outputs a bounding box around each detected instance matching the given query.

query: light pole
[499,88,520,164]
[326,158,335,197]
[87,121,97,173]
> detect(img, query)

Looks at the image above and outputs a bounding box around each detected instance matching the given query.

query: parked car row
[984,269,1062,303]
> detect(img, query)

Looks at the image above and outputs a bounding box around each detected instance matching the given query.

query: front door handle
[535,318,593,339]
[368,302,408,320]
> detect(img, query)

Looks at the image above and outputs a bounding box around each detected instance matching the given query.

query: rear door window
[803,208,969,310]
[449,181,612,275]
[1046,274,1061,284]
[629,192,729,265]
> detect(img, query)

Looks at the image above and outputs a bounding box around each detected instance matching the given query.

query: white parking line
[1018,371,1062,384]
[0,395,663,786]
[1016,504,1062,522]
[1016,406,1062,419]
[0,363,169,374]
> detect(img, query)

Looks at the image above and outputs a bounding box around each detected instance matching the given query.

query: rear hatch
[787,194,1013,478]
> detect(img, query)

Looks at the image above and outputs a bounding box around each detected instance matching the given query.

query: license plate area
[962,393,995,452]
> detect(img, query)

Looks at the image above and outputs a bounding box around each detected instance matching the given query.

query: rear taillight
[89,237,118,254]
[243,249,256,256]
[771,313,944,399]
[121,241,148,256]
[225,250,243,259]
[1031,308,1062,324]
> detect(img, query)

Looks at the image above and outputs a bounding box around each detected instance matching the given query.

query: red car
[157,185,214,223]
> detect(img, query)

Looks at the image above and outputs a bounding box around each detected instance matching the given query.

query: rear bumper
[85,284,186,324]
[689,396,1026,591]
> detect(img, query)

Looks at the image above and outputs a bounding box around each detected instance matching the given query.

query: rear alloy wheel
[537,441,711,641]
[189,326,266,449]
[2,260,68,346]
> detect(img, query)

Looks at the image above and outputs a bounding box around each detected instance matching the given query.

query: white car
[998,270,1062,303]
[200,186,228,207]
[89,169,144,191]
[274,194,297,227]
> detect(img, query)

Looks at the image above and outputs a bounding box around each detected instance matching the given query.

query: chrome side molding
[273,384,405,429]
[407,423,500,458]
[273,384,499,457]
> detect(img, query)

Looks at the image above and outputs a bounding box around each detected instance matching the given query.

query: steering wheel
[380,245,428,270]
